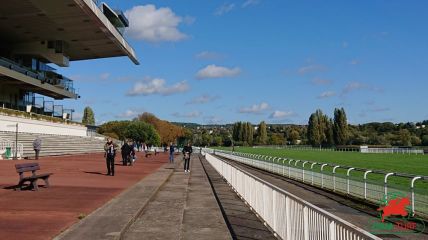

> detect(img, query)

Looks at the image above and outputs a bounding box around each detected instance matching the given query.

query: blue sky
[58,0,428,125]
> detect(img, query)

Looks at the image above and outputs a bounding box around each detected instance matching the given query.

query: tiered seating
[0,131,106,158]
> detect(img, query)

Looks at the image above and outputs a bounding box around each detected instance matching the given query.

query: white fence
[360,147,424,154]
[204,152,381,240]
[0,139,23,159]
[209,149,428,219]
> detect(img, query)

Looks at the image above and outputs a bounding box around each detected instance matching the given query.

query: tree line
[97,112,192,146]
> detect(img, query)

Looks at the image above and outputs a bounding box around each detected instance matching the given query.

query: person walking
[182,142,193,173]
[104,138,117,176]
[169,142,175,163]
[33,136,42,160]
[121,140,131,166]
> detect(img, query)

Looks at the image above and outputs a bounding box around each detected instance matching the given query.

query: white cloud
[342,41,349,48]
[195,51,224,60]
[298,64,326,75]
[172,111,202,118]
[269,110,295,119]
[312,78,332,85]
[214,3,235,16]
[350,59,360,65]
[115,110,140,119]
[239,102,269,114]
[204,116,223,124]
[196,64,241,80]
[317,91,336,99]
[186,95,220,105]
[100,73,110,80]
[127,78,189,96]
[341,81,383,96]
[242,0,260,8]
[125,5,188,42]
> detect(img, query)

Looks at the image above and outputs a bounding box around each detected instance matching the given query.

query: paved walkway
[57,155,231,240]
[200,156,276,240]
[0,152,168,240]
[123,155,231,239]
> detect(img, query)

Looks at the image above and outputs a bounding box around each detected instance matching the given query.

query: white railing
[204,152,381,240]
[211,149,428,218]
[0,139,24,159]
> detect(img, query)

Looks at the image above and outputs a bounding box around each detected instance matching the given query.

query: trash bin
[5,147,11,159]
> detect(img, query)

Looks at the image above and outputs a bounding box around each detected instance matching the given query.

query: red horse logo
[377,197,410,222]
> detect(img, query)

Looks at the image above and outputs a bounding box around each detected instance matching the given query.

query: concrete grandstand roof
[0,0,139,65]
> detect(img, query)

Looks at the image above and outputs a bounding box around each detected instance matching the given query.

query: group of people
[104,139,194,176]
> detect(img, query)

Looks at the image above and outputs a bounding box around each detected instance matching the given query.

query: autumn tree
[138,112,185,145]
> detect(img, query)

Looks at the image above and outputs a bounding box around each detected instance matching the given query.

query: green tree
[325,118,335,146]
[98,121,130,140]
[256,121,268,145]
[125,121,160,146]
[289,129,300,144]
[422,135,428,146]
[307,110,327,147]
[333,108,349,145]
[246,122,254,145]
[399,129,412,146]
[82,106,95,125]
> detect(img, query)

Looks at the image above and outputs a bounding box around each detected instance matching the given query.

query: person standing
[169,142,175,163]
[104,138,117,176]
[121,141,131,166]
[182,142,193,173]
[33,136,42,160]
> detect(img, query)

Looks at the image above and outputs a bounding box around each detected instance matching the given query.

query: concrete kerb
[54,161,181,240]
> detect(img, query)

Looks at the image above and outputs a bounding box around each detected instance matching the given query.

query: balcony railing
[0,57,76,95]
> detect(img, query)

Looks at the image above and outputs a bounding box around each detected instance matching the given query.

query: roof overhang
[0,0,139,65]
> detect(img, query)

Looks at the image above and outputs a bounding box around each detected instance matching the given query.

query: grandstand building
[0,0,138,118]
[0,0,138,158]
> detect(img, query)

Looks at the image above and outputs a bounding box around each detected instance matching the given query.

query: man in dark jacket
[182,142,193,173]
[121,141,132,166]
[104,138,118,176]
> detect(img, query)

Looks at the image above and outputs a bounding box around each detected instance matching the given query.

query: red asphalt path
[0,152,168,240]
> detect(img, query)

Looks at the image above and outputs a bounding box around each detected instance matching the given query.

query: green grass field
[216,146,428,176]
[213,146,428,217]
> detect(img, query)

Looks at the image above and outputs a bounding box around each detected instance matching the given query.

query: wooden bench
[15,163,53,191]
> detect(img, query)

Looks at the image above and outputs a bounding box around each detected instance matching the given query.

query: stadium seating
[0,131,106,158]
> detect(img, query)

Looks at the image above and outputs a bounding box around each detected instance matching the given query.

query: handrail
[205,152,381,240]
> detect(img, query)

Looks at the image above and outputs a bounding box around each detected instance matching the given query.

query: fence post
[294,160,301,179]
[285,196,291,239]
[302,161,309,183]
[321,164,328,188]
[333,166,340,191]
[346,168,355,195]
[282,159,287,176]
[303,206,309,240]
[364,170,372,199]
[288,159,294,178]
[384,173,395,200]
[311,163,317,185]
[329,220,336,240]
[271,157,277,173]
[411,176,422,216]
